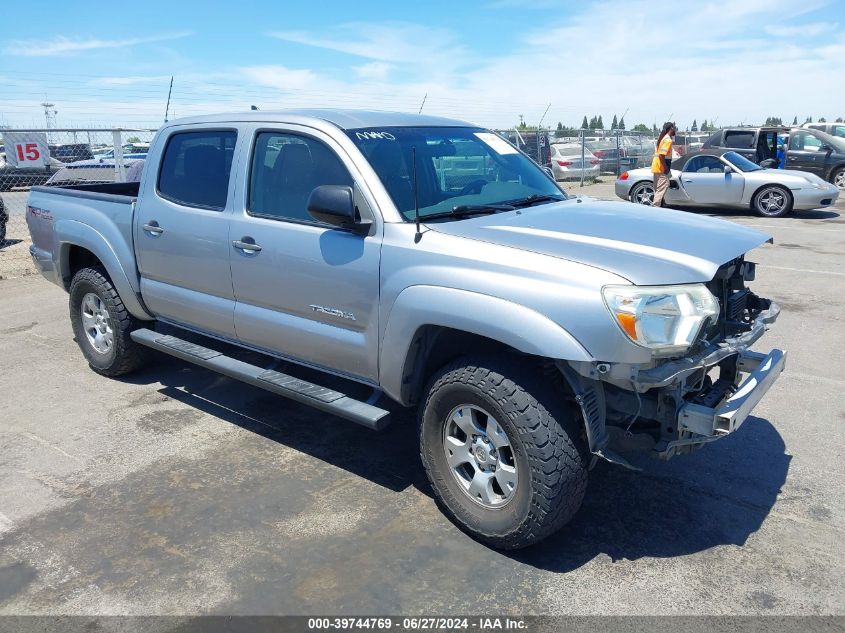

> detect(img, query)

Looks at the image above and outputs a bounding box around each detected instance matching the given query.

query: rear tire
[69,267,148,377]
[419,355,589,550]
[629,181,654,205]
[752,185,793,218]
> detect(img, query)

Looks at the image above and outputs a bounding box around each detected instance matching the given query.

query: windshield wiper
[420,203,515,221]
[505,194,566,208]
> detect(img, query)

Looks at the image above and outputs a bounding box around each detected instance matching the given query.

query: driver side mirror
[723,165,733,174]
[307,185,371,235]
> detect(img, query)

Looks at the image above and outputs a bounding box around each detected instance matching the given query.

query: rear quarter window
[157,130,237,210]
[723,131,755,149]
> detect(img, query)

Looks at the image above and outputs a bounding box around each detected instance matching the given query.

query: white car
[549,143,601,180]
[615,149,839,217]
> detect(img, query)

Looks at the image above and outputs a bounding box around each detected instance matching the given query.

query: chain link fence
[0,128,155,278]
[0,124,709,280]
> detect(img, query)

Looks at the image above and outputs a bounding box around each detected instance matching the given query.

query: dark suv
[702,127,784,165]
[49,143,94,163]
[704,126,845,190]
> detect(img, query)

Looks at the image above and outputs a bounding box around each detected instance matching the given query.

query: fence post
[112,130,126,183]
[580,131,585,188]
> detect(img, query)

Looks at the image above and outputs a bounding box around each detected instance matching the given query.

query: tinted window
[723,131,755,148]
[158,130,237,209]
[789,132,824,152]
[683,155,725,173]
[249,132,353,222]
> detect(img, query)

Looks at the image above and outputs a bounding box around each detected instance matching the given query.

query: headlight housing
[602,284,719,356]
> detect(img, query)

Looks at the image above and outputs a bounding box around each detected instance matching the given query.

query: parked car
[549,143,600,180]
[0,161,60,191]
[615,149,839,217]
[702,127,784,165]
[803,122,845,138]
[675,133,709,156]
[784,128,845,190]
[585,140,627,174]
[27,109,785,550]
[46,158,146,186]
[97,143,151,159]
[49,143,95,163]
[0,194,7,243]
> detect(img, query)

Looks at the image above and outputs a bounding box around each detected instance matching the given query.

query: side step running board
[130,329,391,430]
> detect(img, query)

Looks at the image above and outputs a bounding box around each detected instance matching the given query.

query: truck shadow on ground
[123,349,790,572]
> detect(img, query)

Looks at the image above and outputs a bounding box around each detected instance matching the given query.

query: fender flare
[379,285,592,403]
[55,219,153,320]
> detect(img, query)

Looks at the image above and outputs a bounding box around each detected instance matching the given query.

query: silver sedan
[615,150,840,217]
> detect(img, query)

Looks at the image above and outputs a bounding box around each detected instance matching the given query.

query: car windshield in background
[723,151,763,172]
[346,127,565,221]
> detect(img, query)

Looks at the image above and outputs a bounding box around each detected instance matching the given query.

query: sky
[1,0,843,131]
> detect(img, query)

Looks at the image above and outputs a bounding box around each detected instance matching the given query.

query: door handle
[142,221,163,236]
[683,179,693,183]
[232,239,262,254]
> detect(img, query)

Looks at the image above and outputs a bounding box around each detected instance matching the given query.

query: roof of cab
[163,109,475,131]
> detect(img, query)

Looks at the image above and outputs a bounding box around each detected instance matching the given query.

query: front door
[135,127,240,338]
[679,154,744,206]
[228,126,382,382]
[786,130,828,177]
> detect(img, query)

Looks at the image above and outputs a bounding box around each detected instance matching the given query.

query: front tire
[419,356,589,550]
[752,185,793,218]
[69,267,148,377]
[831,167,845,191]
[629,181,654,205]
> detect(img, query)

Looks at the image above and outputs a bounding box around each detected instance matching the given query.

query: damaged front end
[562,257,786,465]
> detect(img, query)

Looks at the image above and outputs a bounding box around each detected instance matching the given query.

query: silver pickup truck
[26,110,786,549]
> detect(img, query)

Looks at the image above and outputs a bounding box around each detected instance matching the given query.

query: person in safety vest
[651,122,676,207]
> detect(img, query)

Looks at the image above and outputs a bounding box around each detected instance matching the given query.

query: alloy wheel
[80,292,114,354]
[442,404,518,508]
[631,183,654,205]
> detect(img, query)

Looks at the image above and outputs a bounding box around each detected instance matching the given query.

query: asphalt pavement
[0,183,843,616]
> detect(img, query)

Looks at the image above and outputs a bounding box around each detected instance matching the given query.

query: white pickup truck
[26,110,785,549]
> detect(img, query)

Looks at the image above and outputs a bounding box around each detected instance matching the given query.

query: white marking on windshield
[355,131,396,141]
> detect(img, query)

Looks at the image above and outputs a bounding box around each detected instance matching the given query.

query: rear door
[135,126,240,338]
[786,130,828,176]
[721,130,758,162]
[679,155,744,205]
[228,124,382,381]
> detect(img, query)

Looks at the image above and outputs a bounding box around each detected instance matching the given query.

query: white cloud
[353,62,392,80]
[764,21,836,37]
[4,31,192,56]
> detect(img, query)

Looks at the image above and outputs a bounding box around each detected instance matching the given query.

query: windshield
[346,126,566,220]
[723,151,763,172]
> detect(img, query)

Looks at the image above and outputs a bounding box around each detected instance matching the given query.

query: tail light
[619,171,629,180]
[557,160,573,166]
[590,160,600,165]
[593,150,606,158]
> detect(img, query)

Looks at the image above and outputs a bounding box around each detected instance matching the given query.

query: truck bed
[34,180,141,199]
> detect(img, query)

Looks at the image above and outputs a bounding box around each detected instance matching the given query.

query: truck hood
[427,197,771,285]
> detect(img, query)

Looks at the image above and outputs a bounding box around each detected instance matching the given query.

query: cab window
[157,130,237,210]
[248,132,353,222]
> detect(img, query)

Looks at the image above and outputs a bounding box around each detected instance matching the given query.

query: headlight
[602,284,719,356]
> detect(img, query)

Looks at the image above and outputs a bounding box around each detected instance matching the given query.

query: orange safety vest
[651,135,673,174]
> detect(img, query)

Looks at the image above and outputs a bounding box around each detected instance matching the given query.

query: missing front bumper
[671,349,786,447]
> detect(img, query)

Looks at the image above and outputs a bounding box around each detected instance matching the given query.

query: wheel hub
[471,437,498,470]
